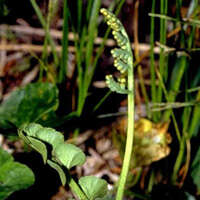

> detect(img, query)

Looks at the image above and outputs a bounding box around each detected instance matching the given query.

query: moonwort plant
[100,9,134,200]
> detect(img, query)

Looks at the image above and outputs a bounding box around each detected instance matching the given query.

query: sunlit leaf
[19,123,87,186]
[27,136,48,164]
[79,176,108,200]
[53,143,86,169]
[22,123,64,148]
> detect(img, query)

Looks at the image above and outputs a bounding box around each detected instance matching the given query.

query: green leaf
[22,123,64,148]
[79,176,108,200]
[0,147,35,200]
[105,75,129,94]
[0,82,58,129]
[0,147,13,165]
[191,147,200,193]
[47,160,66,185]
[19,123,87,186]
[27,136,48,164]
[53,143,86,169]
[111,48,129,64]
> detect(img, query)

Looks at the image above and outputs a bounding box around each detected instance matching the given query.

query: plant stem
[30,0,59,67]
[59,0,69,83]
[150,0,157,122]
[116,34,134,200]
[76,0,125,116]
[157,0,168,119]
[171,139,185,183]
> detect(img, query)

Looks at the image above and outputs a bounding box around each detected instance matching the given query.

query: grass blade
[59,0,69,83]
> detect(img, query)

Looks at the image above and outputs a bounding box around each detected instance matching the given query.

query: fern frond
[114,59,129,74]
[101,8,129,51]
[111,48,129,62]
[101,8,133,94]
[112,30,128,50]
[105,75,129,94]
[101,8,134,200]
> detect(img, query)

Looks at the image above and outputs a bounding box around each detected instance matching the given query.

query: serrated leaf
[47,160,66,185]
[0,147,35,200]
[0,82,58,129]
[27,136,48,164]
[53,143,86,169]
[79,176,108,200]
[191,147,200,193]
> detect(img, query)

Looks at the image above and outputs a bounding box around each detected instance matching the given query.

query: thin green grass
[59,0,69,83]
[30,0,59,72]
[150,0,157,122]
[74,0,126,116]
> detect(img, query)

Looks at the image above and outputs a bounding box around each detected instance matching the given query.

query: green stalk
[100,9,134,200]
[188,91,200,137]
[77,0,82,34]
[176,0,199,183]
[163,0,187,122]
[157,0,168,119]
[30,0,59,67]
[147,171,155,193]
[85,0,101,78]
[93,90,112,112]
[182,27,196,135]
[163,56,187,122]
[116,61,134,200]
[77,0,101,116]
[171,139,185,183]
[150,0,157,122]
[184,1,199,138]
[156,68,184,183]
[59,0,69,83]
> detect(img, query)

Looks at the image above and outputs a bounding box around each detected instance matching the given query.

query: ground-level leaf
[0,82,58,129]
[0,147,35,200]
[79,176,108,200]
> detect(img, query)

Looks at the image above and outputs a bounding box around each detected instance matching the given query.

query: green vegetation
[0,147,34,200]
[1,0,200,199]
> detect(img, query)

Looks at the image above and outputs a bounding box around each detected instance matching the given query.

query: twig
[0,44,75,53]
[0,25,160,53]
